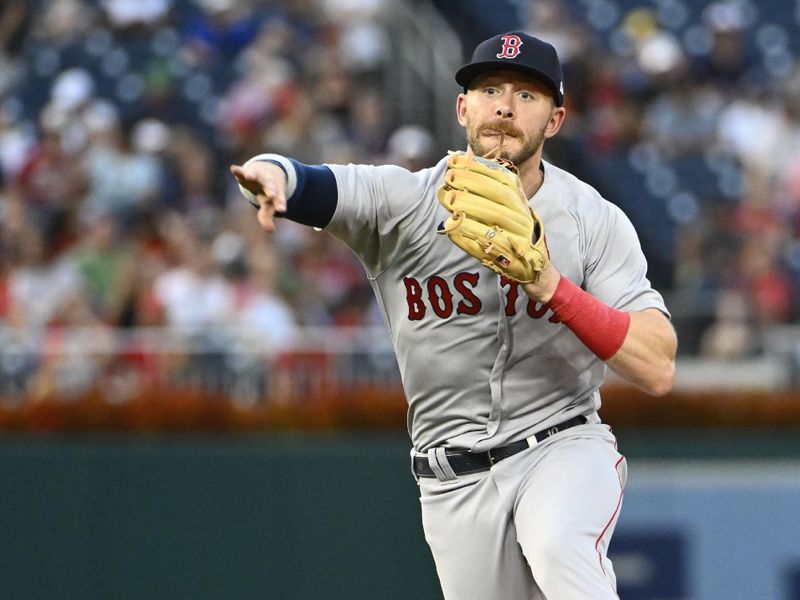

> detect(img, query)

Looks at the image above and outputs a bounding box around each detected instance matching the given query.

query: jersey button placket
[486,278,511,439]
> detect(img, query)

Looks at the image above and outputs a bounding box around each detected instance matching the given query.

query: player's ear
[544,106,566,139]
[456,93,468,127]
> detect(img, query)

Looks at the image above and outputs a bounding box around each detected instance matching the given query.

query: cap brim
[455,61,563,106]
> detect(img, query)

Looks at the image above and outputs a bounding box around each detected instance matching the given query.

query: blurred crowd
[446,0,800,358]
[1,0,800,370]
[544,0,800,358]
[0,0,409,349]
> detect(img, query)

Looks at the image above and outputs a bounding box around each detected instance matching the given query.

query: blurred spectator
[287,232,370,327]
[161,124,218,211]
[736,219,793,324]
[347,86,391,159]
[123,207,169,327]
[692,1,752,87]
[524,0,586,65]
[642,80,723,157]
[523,0,596,122]
[82,116,166,220]
[182,0,264,66]
[37,0,97,46]
[0,2,32,93]
[385,124,436,171]
[699,290,759,358]
[70,209,137,325]
[260,85,351,164]
[0,99,36,182]
[151,218,234,332]
[100,0,172,34]
[0,2,30,56]
[26,291,116,400]
[718,87,800,226]
[321,0,390,79]
[14,119,87,247]
[0,0,799,371]
[216,30,296,154]
[5,224,83,330]
[312,56,354,123]
[583,57,642,154]
[233,250,297,347]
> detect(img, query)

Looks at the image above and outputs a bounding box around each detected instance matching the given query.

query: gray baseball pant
[417,424,627,600]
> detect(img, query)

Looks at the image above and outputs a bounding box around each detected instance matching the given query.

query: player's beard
[466,118,546,167]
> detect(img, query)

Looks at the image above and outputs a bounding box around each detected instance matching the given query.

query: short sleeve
[324,163,434,277]
[582,202,670,317]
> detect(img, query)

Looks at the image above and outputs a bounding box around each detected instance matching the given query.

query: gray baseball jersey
[321,154,668,452]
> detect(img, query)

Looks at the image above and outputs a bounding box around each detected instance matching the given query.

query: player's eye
[518,91,533,101]
[484,86,499,95]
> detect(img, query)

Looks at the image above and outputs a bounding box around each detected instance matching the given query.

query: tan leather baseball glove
[436,150,549,283]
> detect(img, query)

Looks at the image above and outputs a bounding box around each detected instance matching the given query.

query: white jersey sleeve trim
[238,153,298,203]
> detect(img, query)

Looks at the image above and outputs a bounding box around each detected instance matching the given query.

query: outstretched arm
[230,156,338,232]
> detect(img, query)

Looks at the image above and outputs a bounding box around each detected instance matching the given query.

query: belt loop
[410,448,420,485]
[427,448,458,482]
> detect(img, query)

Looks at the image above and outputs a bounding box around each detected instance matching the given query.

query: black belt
[413,415,588,478]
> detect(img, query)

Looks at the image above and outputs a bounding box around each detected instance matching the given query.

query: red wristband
[547,276,631,360]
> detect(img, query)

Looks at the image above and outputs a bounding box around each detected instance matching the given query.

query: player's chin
[512,140,542,166]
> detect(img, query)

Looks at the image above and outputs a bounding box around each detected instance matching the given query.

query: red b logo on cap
[496,34,523,59]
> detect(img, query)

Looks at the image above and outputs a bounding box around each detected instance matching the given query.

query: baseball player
[231,31,677,600]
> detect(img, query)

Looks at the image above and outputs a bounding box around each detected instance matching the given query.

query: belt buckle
[487,449,497,466]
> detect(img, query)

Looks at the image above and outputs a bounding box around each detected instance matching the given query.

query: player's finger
[230,164,259,193]
[436,211,465,234]
[230,164,287,213]
[257,178,287,213]
[453,214,500,243]
[230,164,264,208]
[257,199,278,233]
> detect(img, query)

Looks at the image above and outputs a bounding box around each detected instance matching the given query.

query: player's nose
[495,105,514,119]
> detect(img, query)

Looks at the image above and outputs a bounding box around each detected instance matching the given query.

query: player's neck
[518,155,545,199]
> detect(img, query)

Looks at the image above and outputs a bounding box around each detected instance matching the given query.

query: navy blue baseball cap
[455,31,565,106]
